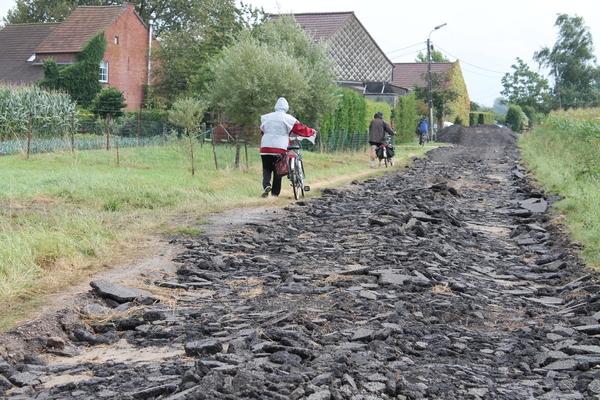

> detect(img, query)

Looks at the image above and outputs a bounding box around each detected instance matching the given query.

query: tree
[492,97,508,115]
[208,16,338,168]
[415,49,449,63]
[251,14,338,129]
[394,92,419,143]
[151,0,263,100]
[533,14,600,109]
[413,70,459,127]
[4,0,87,24]
[90,87,127,120]
[208,32,308,169]
[3,0,263,36]
[505,104,525,132]
[168,97,207,175]
[501,57,553,113]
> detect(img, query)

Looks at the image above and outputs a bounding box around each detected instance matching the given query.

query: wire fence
[0,119,373,156]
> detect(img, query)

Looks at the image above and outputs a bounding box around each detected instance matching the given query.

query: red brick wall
[103,3,150,110]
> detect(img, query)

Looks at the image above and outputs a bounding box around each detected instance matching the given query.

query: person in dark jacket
[368,111,396,168]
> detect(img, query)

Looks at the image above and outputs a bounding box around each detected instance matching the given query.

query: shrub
[506,104,524,132]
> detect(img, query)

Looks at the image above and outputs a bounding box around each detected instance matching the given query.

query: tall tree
[251,14,338,129]
[413,70,459,127]
[501,57,553,113]
[151,1,264,101]
[4,0,115,25]
[208,32,307,169]
[533,14,600,109]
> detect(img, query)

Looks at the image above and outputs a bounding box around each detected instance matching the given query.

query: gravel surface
[1,125,600,399]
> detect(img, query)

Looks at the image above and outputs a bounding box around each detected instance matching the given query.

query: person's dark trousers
[261,155,282,196]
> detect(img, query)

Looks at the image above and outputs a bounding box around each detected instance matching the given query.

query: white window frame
[99,61,109,82]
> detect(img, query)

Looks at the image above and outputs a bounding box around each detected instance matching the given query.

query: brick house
[273,12,406,107]
[0,3,156,110]
[392,61,470,126]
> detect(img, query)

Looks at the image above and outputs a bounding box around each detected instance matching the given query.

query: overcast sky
[2,0,600,107]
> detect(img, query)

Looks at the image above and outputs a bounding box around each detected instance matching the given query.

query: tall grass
[519,108,600,268]
[0,141,430,330]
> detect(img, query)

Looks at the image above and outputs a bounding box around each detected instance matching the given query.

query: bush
[505,104,524,132]
[395,92,419,142]
[320,88,367,134]
[469,112,494,126]
[90,87,127,120]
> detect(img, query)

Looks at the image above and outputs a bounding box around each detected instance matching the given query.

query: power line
[433,43,507,74]
[385,42,424,55]
[389,48,427,61]
[460,65,506,79]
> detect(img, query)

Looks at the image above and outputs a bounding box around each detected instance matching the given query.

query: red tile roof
[0,23,60,85]
[35,5,128,54]
[392,62,454,89]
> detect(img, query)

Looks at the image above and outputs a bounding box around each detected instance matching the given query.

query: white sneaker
[261,185,271,198]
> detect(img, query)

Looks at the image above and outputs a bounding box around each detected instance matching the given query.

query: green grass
[519,115,600,269]
[0,140,432,330]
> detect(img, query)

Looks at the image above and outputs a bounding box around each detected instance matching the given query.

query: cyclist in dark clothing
[417,116,429,145]
[368,111,395,168]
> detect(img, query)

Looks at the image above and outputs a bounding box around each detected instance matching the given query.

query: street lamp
[427,23,446,142]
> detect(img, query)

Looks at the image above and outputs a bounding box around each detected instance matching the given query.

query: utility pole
[428,23,447,142]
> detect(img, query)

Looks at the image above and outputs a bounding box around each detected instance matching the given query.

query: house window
[114,36,119,45]
[99,61,108,82]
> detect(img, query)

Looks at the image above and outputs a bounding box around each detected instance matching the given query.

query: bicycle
[419,130,429,146]
[376,134,395,167]
[286,138,310,200]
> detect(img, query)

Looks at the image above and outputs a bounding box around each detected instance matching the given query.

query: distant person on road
[417,116,429,144]
[259,97,316,197]
[368,111,396,168]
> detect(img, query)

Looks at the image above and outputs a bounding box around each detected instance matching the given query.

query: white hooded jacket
[260,97,316,155]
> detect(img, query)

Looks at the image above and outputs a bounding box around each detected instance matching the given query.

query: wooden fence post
[71,112,75,153]
[27,112,32,159]
[318,131,323,153]
[340,128,345,152]
[137,109,141,147]
[210,124,218,170]
[162,115,167,146]
[106,113,111,150]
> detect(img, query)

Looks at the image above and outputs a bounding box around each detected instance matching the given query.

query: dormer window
[99,61,108,82]
[114,36,119,45]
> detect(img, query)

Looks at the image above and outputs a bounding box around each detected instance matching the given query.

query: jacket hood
[274,97,289,113]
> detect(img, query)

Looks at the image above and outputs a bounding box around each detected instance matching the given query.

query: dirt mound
[437,124,517,147]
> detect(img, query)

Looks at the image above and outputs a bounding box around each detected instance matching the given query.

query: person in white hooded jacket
[259,97,316,197]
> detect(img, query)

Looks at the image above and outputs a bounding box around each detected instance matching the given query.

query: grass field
[519,110,600,270]
[0,140,431,331]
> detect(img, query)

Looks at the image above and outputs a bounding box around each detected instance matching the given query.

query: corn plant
[0,84,78,142]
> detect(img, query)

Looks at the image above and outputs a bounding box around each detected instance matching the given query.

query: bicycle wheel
[419,133,424,146]
[290,158,301,200]
[298,159,305,198]
[288,156,296,183]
